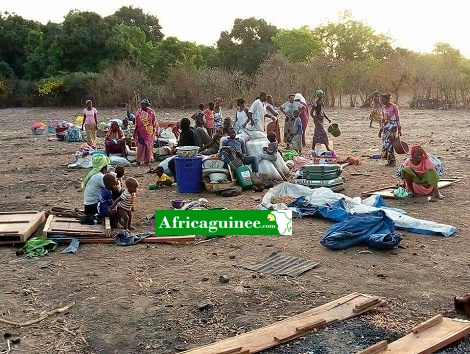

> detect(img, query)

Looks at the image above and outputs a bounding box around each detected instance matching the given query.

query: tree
[0,12,40,78]
[217,17,278,74]
[272,27,324,62]
[151,37,204,81]
[199,45,221,68]
[314,11,393,61]
[106,6,163,42]
[105,24,148,65]
[57,10,110,73]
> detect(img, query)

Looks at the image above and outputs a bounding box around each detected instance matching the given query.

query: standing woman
[379,93,401,167]
[310,89,332,151]
[294,93,309,147]
[265,95,280,141]
[280,94,301,150]
[213,97,223,130]
[233,98,249,134]
[82,100,98,147]
[134,98,159,166]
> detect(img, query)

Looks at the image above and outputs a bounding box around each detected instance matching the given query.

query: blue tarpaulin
[320,210,402,250]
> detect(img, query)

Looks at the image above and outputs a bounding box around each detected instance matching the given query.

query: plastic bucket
[327,123,341,137]
[175,156,203,193]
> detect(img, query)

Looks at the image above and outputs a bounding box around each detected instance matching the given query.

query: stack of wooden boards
[295,163,344,191]
[0,210,194,245]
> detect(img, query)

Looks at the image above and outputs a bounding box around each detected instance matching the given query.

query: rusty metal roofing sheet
[245,252,319,277]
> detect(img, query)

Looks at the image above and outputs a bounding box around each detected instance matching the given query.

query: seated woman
[400,145,443,199]
[105,121,126,157]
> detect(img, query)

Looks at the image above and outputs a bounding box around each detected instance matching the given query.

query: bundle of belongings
[258,183,456,250]
[294,164,344,191]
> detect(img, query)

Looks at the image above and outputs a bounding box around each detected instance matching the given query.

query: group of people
[81,154,140,230]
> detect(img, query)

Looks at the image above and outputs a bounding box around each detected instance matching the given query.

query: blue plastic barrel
[175,156,203,193]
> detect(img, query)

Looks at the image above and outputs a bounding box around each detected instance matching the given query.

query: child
[98,174,119,227]
[191,103,205,127]
[110,177,139,230]
[203,102,215,137]
[259,131,279,162]
[292,109,303,154]
[112,166,125,199]
[155,166,173,187]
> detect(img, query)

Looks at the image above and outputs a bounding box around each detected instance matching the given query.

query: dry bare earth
[0,107,470,354]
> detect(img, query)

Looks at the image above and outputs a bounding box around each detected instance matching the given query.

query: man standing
[246,91,267,131]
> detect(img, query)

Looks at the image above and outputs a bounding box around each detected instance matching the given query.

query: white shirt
[83,173,105,205]
[248,99,266,131]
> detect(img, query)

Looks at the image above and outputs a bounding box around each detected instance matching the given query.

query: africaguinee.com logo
[155,210,292,236]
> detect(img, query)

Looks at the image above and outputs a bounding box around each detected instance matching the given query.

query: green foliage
[0,61,14,79]
[105,24,148,65]
[272,27,324,62]
[0,12,40,77]
[217,17,278,74]
[57,10,110,73]
[105,6,163,42]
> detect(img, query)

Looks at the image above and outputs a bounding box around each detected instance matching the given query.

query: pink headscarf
[403,145,435,174]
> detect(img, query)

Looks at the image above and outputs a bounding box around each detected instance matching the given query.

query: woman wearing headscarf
[105,120,126,157]
[81,154,110,215]
[310,89,332,150]
[82,100,98,147]
[280,94,302,150]
[134,98,159,165]
[400,145,443,199]
[294,93,309,147]
[379,93,401,167]
[265,95,280,141]
[369,90,381,128]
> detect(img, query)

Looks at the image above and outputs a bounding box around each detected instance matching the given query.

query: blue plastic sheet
[288,197,348,222]
[320,211,402,250]
[60,238,80,254]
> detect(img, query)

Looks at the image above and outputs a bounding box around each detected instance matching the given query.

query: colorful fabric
[312,100,328,145]
[294,117,303,135]
[404,145,435,173]
[84,124,97,146]
[81,154,110,189]
[396,154,443,178]
[203,108,214,129]
[83,107,98,125]
[401,167,439,196]
[315,89,324,96]
[214,108,223,129]
[380,103,400,163]
[135,107,158,163]
[105,139,124,154]
[298,101,309,147]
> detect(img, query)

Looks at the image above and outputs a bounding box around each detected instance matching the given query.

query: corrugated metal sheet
[246,252,319,277]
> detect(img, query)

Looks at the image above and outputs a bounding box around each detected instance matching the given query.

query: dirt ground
[1,106,469,354]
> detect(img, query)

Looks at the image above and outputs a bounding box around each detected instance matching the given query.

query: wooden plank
[180,293,383,354]
[42,214,54,237]
[0,211,45,243]
[358,317,470,354]
[412,315,442,334]
[357,341,388,354]
[50,236,195,244]
[353,298,382,313]
[0,211,40,215]
[362,179,458,199]
[43,215,108,238]
[296,319,327,333]
[104,218,111,237]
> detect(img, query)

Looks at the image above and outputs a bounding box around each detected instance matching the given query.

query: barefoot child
[98,173,119,227]
[292,110,303,154]
[155,166,173,187]
[203,102,215,137]
[110,177,139,230]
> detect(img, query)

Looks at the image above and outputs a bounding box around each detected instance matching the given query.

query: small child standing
[110,177,139,230]
[203,102,215,137]
[156,166,173,187]
[98,174,119,227]
[292,109,303,154]
[114,166,125,190]
[259,131,279,162]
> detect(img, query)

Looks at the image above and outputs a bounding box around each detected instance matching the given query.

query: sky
[2,0,470,57]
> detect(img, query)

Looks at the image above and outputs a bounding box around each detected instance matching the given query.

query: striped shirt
[117,189,135,211]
